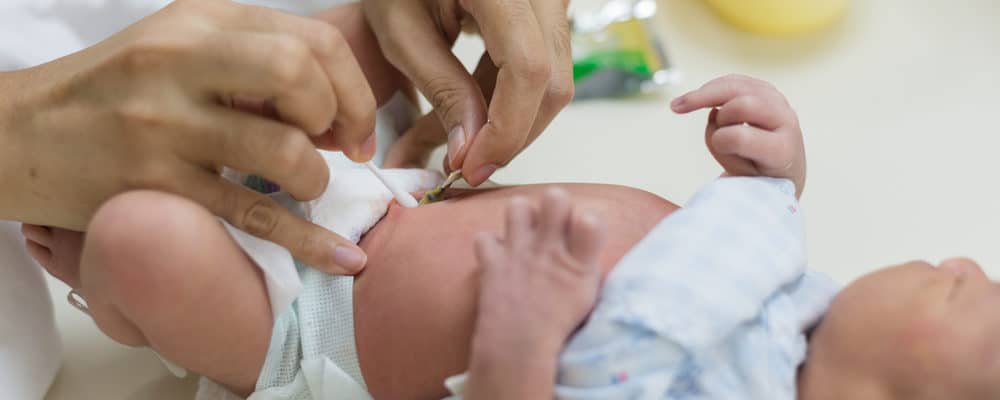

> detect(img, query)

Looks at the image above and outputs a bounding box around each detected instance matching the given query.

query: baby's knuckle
[731,95,758,112]
[720,73,750,84]
[722,79,752,97]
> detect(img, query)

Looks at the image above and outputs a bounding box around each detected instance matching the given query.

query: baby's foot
[21,224,85,289]
[473,187,607,353]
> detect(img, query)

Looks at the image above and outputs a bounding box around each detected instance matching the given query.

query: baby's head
[802,259,1000,399]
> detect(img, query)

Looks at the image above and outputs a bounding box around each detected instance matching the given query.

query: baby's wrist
[469,329,561,377]
[471,315,565,360]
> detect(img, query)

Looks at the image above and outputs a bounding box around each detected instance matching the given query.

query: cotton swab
[364,161,419,208]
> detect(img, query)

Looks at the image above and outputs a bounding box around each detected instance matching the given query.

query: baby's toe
[504,196,537,249]
[538,187,572,243]
[567,210,606,266]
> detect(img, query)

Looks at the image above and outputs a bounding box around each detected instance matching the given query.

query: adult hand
[364,0,574,185]
[0,0,379,273]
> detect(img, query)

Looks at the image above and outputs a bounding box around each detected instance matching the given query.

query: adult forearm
[0,68,31,221]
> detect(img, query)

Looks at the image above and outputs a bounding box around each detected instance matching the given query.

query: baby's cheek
[895,316,966,377]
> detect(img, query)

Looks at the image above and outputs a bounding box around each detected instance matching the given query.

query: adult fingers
[383,112,448,169]
[670,74,781,114]
[714,95,792,131]
[183,170,366,275]
[230,5,377,160]
[450,6,572,170]
[185,107,329,202]
[21,224,53,247]
[365,0,487,167]
[187,31,337,137]
[312,3,405,107]
[520,0,574,152]
[445,52,499,171]
[25,240,53,268]
[461,0,550,186]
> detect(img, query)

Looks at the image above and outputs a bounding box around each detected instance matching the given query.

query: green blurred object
[573,49,652,82]
[571,0,678,100]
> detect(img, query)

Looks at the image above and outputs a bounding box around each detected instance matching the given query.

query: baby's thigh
[80,190,272,395]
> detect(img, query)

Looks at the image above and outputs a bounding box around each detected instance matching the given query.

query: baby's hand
[671,75,806,197]
[465,190,607,400]
[472,188,606,355]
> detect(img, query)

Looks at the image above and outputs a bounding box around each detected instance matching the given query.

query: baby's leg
[78,191,272,396]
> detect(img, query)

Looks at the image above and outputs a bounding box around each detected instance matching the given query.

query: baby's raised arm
[671,75,807,198]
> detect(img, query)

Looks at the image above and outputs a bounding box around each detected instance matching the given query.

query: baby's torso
[355,178,840,400]
[353,183,678,399]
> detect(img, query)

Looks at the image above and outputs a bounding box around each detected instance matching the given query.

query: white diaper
[193,156,441,400]
[194,93,441,400]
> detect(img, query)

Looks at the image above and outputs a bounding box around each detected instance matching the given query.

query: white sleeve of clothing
[0,0,169,70]
[0,0,352,71]
[0,221,62,400]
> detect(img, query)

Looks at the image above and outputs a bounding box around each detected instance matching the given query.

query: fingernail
[447,126,466,168]
[670,96,685,109]
[332,245,367,272]
[471,164,498,185]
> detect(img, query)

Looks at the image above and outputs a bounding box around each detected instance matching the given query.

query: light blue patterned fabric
[447,177,840,399]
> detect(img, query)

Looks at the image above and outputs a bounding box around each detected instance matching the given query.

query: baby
[27,73,999,400]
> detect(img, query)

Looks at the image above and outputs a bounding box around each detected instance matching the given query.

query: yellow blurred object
[704,0,848,35]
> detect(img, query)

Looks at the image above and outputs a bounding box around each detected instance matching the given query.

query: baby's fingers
[670,74,781,114]
[715,95,795,131]
[711,124,793,171]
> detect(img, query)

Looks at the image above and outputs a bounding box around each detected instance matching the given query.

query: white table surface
[43,0,1000,398]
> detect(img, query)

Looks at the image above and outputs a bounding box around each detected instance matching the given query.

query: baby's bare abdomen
[353,184,677,399]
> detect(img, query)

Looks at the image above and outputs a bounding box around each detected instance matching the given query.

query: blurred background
[44,0,1000,398]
